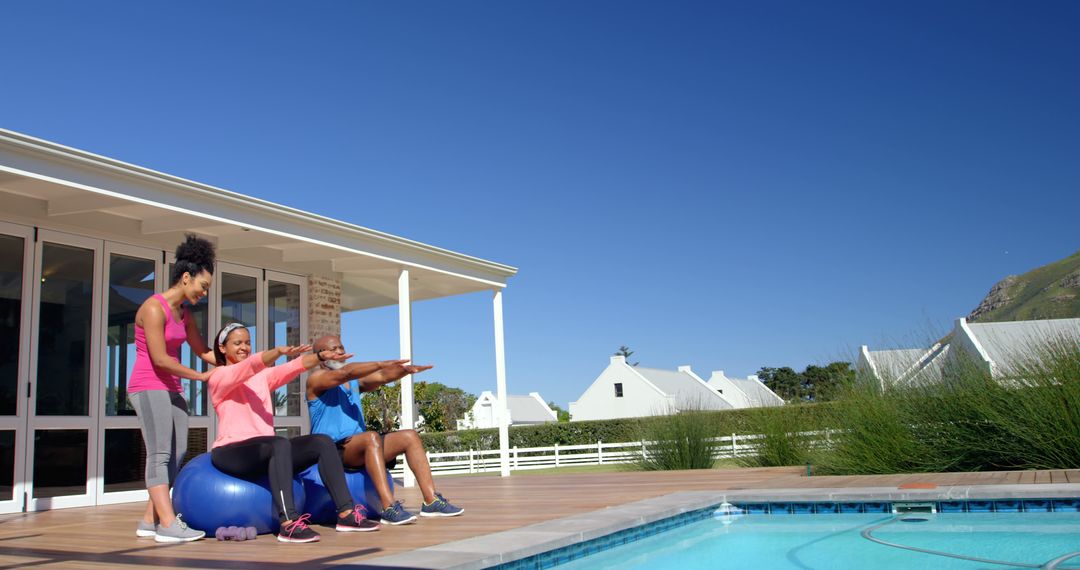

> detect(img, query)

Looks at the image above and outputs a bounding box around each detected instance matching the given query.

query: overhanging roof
[0,129,517,310]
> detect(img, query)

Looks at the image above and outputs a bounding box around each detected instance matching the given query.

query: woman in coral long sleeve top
[208,323,380,543]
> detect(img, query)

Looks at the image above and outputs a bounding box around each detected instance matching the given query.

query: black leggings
[211,434,354,522]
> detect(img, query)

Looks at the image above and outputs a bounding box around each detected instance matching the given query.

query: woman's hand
[276,344,313,359]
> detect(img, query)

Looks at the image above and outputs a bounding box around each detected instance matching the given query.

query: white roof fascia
[680,367,733,405]
[956,317,995,376]
[0,129,517,287]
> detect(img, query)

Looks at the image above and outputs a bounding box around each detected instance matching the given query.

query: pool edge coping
[357,482,1080,569]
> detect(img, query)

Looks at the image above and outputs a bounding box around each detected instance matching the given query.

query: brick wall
[307,274,341,342]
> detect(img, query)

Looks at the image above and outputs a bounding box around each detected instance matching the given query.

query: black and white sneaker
[336,504,381,532]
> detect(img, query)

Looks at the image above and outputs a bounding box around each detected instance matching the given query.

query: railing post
[554,443,560,467]
[469,449,475,474]
[640,440,647,461]
[513,446,519,470]
[597,440,603,465]
[732,433,737,457]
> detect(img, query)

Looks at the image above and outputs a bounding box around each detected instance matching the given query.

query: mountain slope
[968,250,1080,322]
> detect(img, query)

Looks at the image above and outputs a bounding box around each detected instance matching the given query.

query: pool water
[554,512,1080,569]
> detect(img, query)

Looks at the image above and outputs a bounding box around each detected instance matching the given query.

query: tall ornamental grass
[817,339,1080,475]
[635,408,721,471]
[735,406,818,468]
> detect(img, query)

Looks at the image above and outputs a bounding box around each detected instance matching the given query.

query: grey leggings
[130,390,189,488]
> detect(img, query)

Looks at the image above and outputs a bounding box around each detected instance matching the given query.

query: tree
[359,381,478,433]
[615,345,639,366]
[757,366,803,401]
[547,401,571,422]
[757,362,856,403]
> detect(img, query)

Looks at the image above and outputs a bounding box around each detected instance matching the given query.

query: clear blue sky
[2,1,1078,409]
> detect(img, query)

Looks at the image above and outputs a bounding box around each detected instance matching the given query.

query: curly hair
[170,234,216,285]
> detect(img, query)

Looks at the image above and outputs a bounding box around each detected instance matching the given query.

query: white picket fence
[388,432,810,477]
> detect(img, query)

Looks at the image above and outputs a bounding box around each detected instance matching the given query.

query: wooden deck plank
[0,466,1077,569]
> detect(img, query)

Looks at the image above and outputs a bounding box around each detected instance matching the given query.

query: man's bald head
[312,335,343,353]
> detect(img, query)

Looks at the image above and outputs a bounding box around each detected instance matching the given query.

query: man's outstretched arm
[306,360,400,399]
[356,361,434,393]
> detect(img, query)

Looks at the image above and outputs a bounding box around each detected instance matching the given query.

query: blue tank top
[308,382,367,442]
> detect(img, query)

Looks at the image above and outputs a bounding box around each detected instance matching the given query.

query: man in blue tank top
[306,335,464,525]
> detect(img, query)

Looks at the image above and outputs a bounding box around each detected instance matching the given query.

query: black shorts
[335,434,398,471]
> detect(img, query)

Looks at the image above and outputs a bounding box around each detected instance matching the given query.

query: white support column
[493,289,511,477]
[398,269,416,488]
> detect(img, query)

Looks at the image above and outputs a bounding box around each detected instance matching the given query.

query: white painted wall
[569,356,672,421]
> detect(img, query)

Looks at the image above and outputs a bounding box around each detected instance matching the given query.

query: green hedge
[418,405,826,453]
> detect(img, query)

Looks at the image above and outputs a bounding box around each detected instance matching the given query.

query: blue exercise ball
[172,453,306,534]
[299,465,393,523]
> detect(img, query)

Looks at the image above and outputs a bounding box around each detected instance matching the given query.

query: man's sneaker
[136,519,156,538]
[419,493,465,517]
[336,505,381,532]
[380,501,418,525]
[154,514,205,543]
[277,514,320,543]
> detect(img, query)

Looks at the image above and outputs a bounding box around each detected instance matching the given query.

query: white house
[458,391,557,429]
[568,356,734,421]
[0,129,517,514]
[705,371,785,407]
[859,317,1080,389]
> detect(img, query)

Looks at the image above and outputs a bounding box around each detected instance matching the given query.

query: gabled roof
[506,394,557,423]
[966,318,1080,376]
[728,375,785,406]
[633,366,732,410]
[863,348,927,382]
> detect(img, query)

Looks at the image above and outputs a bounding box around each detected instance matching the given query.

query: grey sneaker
[154,514,205,543]
[136,519,156,538]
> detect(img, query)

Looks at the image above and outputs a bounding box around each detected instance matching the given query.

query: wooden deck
[1,466,1078,569]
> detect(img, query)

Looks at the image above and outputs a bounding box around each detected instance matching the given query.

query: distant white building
[859,317,1080,389]
[458,391,557,429]
[705,371,785,407]
[569,356,780,421]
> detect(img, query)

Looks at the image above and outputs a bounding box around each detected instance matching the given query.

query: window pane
[36,243,94,416]
[221,273,257,348]
[104,429,145,493]
[0,430,13,501]
[275,426,301,439]
[33,429,87,498]
[106,254,155,416]
[268,281,301,417]
[170,263,210,417]
[0,235,24,416]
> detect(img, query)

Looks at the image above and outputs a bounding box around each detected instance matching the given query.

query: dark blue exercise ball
[299,465,393,523]
[172,453,305,534]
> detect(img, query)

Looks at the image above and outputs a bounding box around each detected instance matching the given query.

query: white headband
[217,322,247,346]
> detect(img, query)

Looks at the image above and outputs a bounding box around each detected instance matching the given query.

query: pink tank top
[129,294,190,393]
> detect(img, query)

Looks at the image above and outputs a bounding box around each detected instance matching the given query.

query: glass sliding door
[26,230,101,510]
[267,271,307,436]
[220,267,259,346]
[0,222,32,514]
[97,242,162,504]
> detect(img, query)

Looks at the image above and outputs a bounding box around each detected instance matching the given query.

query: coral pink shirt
[209,352,307,448]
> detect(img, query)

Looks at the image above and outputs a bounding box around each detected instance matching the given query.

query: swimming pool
[543,510,1080,569]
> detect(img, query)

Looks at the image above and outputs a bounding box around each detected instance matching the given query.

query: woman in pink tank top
[129,235,216,543]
